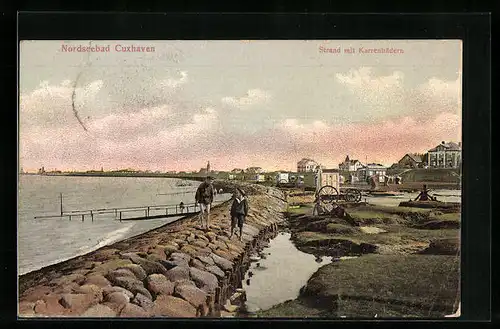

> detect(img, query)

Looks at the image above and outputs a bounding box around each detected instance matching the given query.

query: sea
[18,175,231,276]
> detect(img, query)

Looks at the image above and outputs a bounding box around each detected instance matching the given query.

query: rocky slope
[18,181,286,318]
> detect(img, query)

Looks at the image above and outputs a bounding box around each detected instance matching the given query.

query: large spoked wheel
[316,185,339,212]
[344,188,362,202]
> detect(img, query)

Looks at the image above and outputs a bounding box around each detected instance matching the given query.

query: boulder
[152,295,197,317]
[189,267,218,292]
[211,254,233,271]
[214,240,228,251]
[104,291,130,305]
[101,301,126,314]
[189,258,206,271]
[19,285,52,303]
[207,243,218,251]
[195,234,210,243]
[170,252,191,263]
[205,265,225,279]
[174,284,207,308]
[174,280,196,289]
[159,259,184,270]
[92,248,120,262]
[102,286,134,299]
[166,266,190,282]
[119,303,150,317]
[92,259,133,275]
[118,264,147,281]
[33,294,66,316]
[126,255,169,276]
[74,284,103,303]
[182,245,201,258]
[214,249,234,261]
[106,276,152,300]
[109,268,137,280]
[196,255,215,266]
[193,240,208,249]
[147,253,165,263]
[58,293,96,314]
[84,274,112,288]
[18,301,36,316]
[52,273,86,287]
[132,293,154,310]
[145,274,175,296]
[163,245,178,258]
[81,304,116,317]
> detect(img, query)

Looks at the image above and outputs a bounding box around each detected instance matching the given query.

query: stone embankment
[18,181,286,318]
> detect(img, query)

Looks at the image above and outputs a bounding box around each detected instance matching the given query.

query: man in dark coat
[195,176,215,230]
[230,188,249,240]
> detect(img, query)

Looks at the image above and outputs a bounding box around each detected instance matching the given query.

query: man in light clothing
[195,176,215,230]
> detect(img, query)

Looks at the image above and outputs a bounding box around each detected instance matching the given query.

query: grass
[257,254,460,318]
[286,204,313,215]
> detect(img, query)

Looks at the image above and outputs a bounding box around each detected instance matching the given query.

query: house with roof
[245,167,265,174]
[297,158,319,173]
[427,141,462,168]
[356,163,388,182]
[398,153,424,169]
[339,155,364,172]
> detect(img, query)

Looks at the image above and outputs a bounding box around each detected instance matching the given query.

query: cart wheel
[345,189,362,202]
[316,185,339,207]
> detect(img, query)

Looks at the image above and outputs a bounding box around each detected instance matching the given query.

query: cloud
[222,88,271,109]
[20,79,104,129]
[158,71,188,89]
[336,67,461,121]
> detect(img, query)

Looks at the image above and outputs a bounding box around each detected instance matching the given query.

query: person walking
[230,188,249,240]
[195,176,215,230]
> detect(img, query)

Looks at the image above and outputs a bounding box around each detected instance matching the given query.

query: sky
[19,40,462,172]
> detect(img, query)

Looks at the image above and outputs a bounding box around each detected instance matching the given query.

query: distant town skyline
[20,40,462,172]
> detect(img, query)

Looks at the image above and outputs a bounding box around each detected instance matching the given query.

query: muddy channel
[229,199,461,318]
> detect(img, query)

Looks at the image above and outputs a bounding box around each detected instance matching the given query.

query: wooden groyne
[18,181,287,318]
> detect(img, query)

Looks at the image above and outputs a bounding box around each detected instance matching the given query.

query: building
[339,155,364,172]
[427,141,462,168]
[249,174,266,182]
[231,168,244,174]
[246,167,264,174]
[356,163,388,182]
[316,168,340,192]
[297,158,319,173]
[397,153,423,169]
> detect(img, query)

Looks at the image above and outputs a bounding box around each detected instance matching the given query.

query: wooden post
[215,287,221,305]
[115,208,117,218]
[69,215,72,221]
[60,193,63,217]
[119,212,122,222]
[91,210,94,222]
[147,206,150,217]
[81,214,84,222]
[166,207,168,215]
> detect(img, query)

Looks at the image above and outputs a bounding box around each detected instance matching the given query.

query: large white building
[356,163,388,182]
[297,158,319,173]
[427,141,462,168]
[339,155,364,172]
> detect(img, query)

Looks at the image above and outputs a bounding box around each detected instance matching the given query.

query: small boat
[398,200,461,209]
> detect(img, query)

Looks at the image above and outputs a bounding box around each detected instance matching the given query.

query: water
[363,189,461,207]
[241,232,333,312]
[18,175,231,275]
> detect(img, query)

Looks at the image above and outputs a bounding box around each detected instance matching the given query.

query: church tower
[207,161,211,173]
